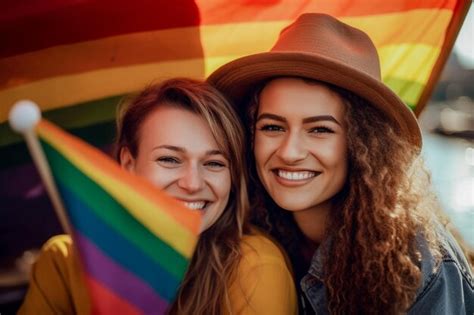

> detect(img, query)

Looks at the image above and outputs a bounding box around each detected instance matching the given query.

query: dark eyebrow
[257,113,341,126]
[256,113,287,123]
[154,145,224,157]
[303,115,341,126]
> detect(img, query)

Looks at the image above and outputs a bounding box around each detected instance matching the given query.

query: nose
[177,164,205,193]
[276,132,307,164]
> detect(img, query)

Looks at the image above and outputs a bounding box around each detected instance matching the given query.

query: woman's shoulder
[34,233,84,285]
[415,225,473,283]
[32,234,78,273]
[42,234,74,254]
[18,234,90,315]
[240,227,291,267]
[227,227,298,314]
[409,227,474,314]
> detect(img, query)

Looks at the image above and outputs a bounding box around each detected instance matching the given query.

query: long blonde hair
[247,78,443,314]
[116,78,250,314]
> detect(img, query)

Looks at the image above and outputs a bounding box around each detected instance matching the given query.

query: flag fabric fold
[35,119,201,314]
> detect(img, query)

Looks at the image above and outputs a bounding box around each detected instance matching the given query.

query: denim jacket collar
[307,236,335,279]
[307,242,325,279]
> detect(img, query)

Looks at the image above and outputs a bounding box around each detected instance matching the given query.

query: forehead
[258,78,346,118]
[138,105,220,152]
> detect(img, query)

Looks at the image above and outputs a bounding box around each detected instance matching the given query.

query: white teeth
[184,201,206,210]
[278,170,316,181]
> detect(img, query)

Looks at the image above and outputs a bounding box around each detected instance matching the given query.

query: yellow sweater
[18,232,297,315]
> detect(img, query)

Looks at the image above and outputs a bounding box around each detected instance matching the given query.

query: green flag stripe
[383,76,424,110]
[1,94,125,147]
[1,121,115,170]
[41,139,189,279]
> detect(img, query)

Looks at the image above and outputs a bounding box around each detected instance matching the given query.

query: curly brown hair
[246,78,442,314]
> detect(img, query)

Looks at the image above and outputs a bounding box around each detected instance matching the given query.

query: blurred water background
[421,130,473,246]
[419,4,473,246]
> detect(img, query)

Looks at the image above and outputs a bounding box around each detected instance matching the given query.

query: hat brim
[208,51,422,148]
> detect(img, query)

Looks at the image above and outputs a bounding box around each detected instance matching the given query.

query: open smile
[272,169,320,185]
[178,200,210,211]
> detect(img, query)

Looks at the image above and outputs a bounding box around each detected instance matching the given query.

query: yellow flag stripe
[38,121,200,258]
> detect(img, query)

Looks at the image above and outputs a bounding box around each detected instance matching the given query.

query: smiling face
[253,77,348,214]
[120,105,231,232]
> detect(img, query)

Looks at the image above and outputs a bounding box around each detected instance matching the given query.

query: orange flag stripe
[0,26,204,91]
[0,58,205,123]
[197,0,457,23]
[0,9,451,93]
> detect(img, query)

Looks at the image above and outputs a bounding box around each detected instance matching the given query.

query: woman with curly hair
[209,13,474,314]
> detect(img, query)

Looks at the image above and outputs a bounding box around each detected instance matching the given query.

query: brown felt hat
[208,13,422,147]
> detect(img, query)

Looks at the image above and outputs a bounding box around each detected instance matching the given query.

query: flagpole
[9,100,73,235]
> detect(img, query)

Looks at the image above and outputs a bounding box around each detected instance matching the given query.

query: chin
[273,198,313,212]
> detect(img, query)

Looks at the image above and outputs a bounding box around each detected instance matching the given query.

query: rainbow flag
[0,0,470,284]
[1,1,471,160]
[36,119,202,314]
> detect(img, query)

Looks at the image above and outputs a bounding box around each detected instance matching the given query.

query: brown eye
[309,126,334,133]
[259,124,285,132]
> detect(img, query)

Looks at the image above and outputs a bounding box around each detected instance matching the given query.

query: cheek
[214,171,232,201]
[328,139,349,182]
[135,162,177,189]
[253,134,276,167]
[318,139,348,167]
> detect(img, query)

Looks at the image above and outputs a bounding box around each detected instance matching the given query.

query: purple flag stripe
[75,232,169,314]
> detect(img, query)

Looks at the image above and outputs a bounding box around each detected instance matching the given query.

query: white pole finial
[8,100,41,133]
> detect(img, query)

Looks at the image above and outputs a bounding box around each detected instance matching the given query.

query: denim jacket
[300,227,474,314]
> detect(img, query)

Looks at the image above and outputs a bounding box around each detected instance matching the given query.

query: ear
[119,147,136,173]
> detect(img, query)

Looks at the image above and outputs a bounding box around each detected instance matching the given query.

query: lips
[176,199,209,211]
[277,169,317,180]
[272,168,320,185]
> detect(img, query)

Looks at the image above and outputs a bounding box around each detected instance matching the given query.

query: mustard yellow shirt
[18,232,297,314]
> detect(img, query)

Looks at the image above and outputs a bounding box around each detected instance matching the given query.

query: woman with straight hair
[19,78,297,315]
[209,13,474,314]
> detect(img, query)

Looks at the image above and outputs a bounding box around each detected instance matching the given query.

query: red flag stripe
[0,0,201,58]
[86,276,143,315]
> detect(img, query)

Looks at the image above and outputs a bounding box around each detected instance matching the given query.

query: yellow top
[18,232,297,315]
[18,235,90,315]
